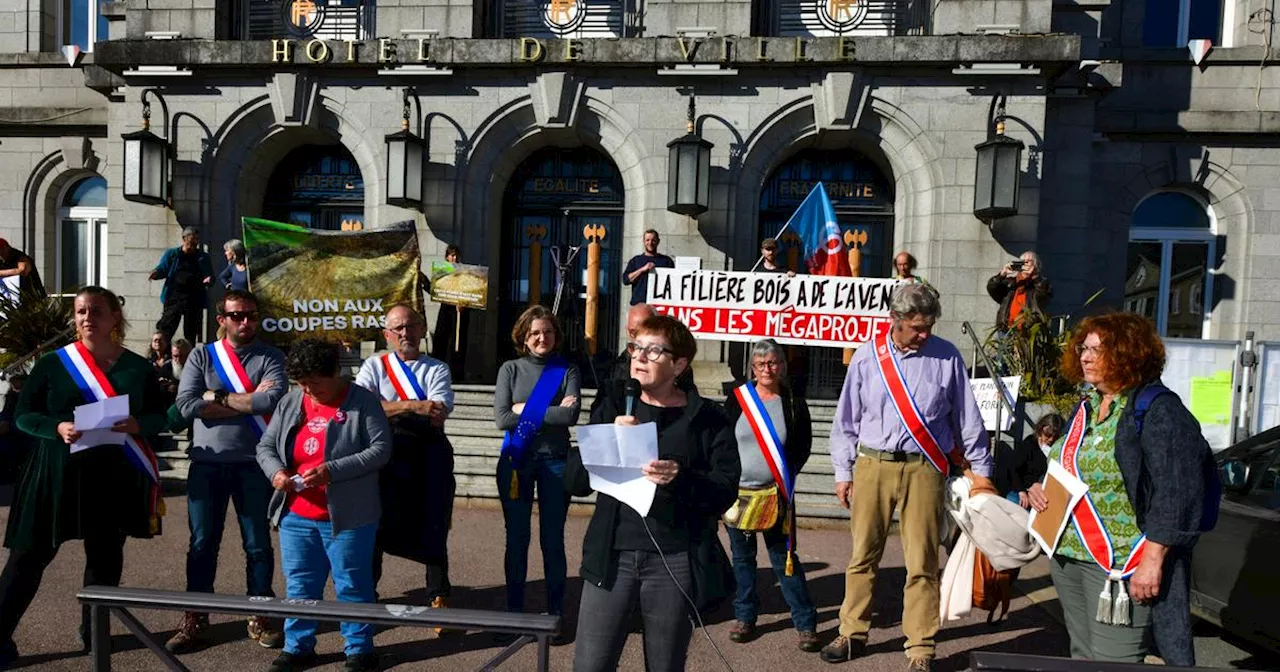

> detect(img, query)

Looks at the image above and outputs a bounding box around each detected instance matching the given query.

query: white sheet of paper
[1027,458,1090,556]
[71,395,130,453]
[576,422,660,516]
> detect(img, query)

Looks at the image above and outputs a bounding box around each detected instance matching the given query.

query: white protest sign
[969,376,1021,432]
[648,268,902,348]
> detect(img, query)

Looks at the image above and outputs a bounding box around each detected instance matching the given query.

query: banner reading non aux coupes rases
[649,269,903,348]
[243,217,423,345]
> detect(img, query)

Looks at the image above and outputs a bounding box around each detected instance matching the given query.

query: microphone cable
[641,517,736,672]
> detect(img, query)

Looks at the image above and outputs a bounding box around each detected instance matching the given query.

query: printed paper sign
[428,260,489,309]
[968,376,1022,432]
[648,268,902,348]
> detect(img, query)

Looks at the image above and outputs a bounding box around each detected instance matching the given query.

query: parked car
[1190,425,1280,654]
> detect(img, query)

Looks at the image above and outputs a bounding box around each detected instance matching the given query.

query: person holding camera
[986,251,1052,330]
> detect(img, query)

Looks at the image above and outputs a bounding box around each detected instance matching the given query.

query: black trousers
[371,549,451,601]
[155,296,203,344]
[0,530,127,646]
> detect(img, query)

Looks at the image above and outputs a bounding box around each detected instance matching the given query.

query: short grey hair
[749,338,788,376]
[224,238,246,262]
[172,338,193,352]
[889,283,942,320]
[181,226,199,238]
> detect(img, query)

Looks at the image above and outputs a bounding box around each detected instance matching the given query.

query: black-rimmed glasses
[626,341,675,362]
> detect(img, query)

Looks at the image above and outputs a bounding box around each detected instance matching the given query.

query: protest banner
[428,260,489,309]
[968,376,1022,431]
[648,268,901,348]
[243,217,422,345]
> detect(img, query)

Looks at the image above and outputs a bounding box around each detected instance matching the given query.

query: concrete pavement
[1,492,1074,671]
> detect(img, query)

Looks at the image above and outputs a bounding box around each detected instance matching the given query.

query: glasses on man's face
[1075,343,1104,357]
[220,311,259,323]
[387,323,423,334]
[626,341,674,362]
[752,359,782,371]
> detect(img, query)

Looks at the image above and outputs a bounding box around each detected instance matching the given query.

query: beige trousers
[837,453,945,659]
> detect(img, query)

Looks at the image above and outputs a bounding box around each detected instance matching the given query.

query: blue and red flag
[784,182,851,276]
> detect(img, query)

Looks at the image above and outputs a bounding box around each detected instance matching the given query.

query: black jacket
[565,390,740,611]
[720,385,813,480]
[1110,382,1217,549]
[995,434,1049,496]
[986,274,1053,329]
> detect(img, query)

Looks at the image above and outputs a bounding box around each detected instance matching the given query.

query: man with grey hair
[987,250,1052,330]
[821,283,992,671]
[150,226,213,343]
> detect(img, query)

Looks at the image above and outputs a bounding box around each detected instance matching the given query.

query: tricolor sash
[734,382,802,575]
[872,332,949,473]
[500,357,569,499]
[1059,400,1148,625]
[56,342,163,531]
[207,339,270,438]
[382,353,428,401]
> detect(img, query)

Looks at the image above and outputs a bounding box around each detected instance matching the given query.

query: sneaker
[797,630,821,652]
[728,620,756,643]
[907,657,934,672]
[268,651,317,672]
[342,652,381,671]
[430,596,450,635]
[164,612,209,654]
[819,634,866,664]
[247,616,284,649]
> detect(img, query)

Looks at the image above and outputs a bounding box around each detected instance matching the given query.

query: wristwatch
[213,389,230,406]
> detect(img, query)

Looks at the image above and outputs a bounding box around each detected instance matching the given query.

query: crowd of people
[0,235,1221,672]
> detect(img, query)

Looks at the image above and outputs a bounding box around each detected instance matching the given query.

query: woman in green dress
[0,286,169,667]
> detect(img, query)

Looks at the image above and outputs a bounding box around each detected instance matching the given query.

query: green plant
[0,291,75,375]
[983,288,1105,405]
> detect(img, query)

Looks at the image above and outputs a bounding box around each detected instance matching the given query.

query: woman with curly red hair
[1028,313,1217,666]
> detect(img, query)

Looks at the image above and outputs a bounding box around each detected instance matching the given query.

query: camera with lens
[1008,260,1025,271]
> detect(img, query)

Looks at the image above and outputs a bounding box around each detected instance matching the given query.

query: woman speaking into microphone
[566,314,739,672]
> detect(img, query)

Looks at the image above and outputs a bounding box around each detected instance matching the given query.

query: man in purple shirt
[821,283,993,671]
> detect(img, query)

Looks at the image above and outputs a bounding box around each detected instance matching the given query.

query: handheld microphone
[624,378,641,416]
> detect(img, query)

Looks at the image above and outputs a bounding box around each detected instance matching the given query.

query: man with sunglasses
[170,290,289,653]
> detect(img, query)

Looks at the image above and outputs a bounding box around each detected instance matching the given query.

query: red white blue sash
[1059,401,1148,580]
[55,342,159,485]
[734,383,792,500]
[382,353,427,402]
[207,340,270,438]
[872,331,948,473]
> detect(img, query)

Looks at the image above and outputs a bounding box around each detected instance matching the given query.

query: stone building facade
[0,0,1275,396]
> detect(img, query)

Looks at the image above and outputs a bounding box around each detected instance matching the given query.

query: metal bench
[77,586,559,671]
[970,651,1208,671]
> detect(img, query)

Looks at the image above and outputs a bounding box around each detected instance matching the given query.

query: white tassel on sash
[1111,574,1132,626]
[1095,576,1115,625]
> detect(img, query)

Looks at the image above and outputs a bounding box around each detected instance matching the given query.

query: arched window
[56,175,108,295]
[1126,190,1215,338]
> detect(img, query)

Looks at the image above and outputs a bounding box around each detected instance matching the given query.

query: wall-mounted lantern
[385,88,427,209]
[973,96,1024,223]
[666,96,713,217]
[121,90,171,206]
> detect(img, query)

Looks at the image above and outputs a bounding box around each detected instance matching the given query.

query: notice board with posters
[1161,338,1240,451]
[1254,342,1279,435]
[647,268,902,348]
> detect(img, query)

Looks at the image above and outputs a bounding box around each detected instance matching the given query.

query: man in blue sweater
[169,290,288,653]
[621,229,674,306]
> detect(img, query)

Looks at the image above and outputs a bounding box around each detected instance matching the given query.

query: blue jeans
[496,454,569,615]
[186,460,275,596]
[725,522,817,632]
[277,513,377,656]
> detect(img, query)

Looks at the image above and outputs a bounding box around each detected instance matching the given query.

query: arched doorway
[758,149,895,398]
[262,145,366,230]
[1126,189,1215,339]
[499,147,624,384]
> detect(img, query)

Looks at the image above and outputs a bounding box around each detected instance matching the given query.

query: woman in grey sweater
[256,339,391,672]
[493,306,581,628]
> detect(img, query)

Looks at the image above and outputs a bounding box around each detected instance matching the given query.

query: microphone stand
[548,243,602,390]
